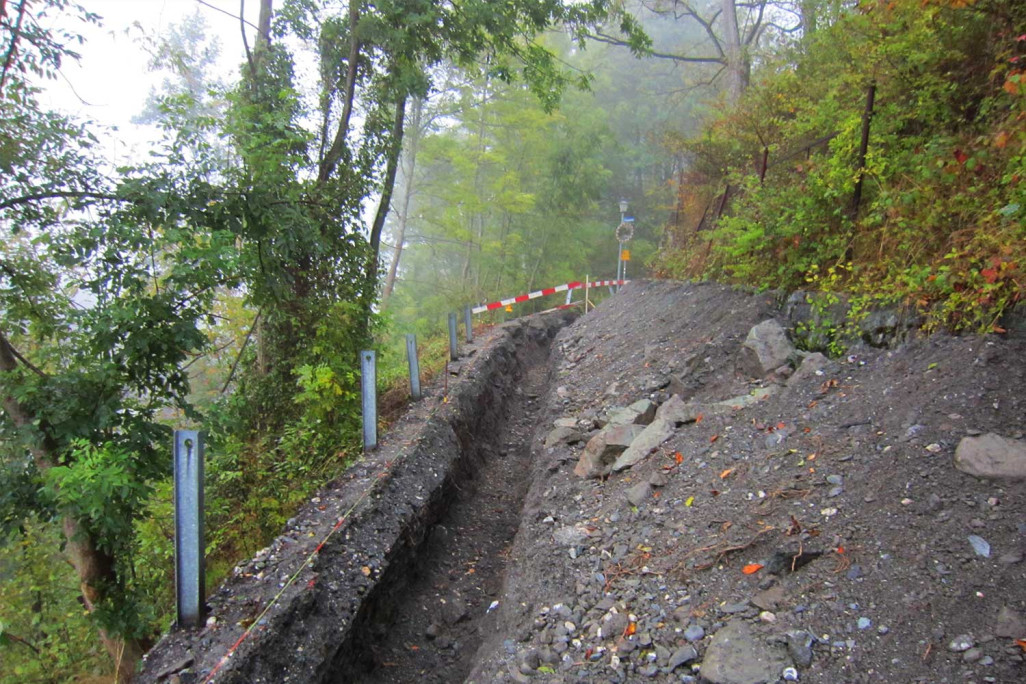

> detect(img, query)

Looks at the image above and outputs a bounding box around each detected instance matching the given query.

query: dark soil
[468,280,1026,683]
[348,353,552,683]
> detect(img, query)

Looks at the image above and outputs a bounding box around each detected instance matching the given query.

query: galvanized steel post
[464,305,473,343]
[361,350,377,451]
[174,430,205,628]
[406,334,421,400]
[448,312,458,361]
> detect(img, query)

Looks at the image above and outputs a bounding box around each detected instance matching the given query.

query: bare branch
[0,190,121,211]
[194,0,259,30]
[589,30,724,65]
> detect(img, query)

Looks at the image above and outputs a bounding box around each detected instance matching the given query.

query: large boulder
[738,319,795,378]
[954,433,1026,480]
[611,418,675,472]
[574,424,645,478]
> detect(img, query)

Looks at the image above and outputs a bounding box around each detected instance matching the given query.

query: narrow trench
[344,348,552,683]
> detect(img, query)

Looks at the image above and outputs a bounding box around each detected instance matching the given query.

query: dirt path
[347,357,552,683]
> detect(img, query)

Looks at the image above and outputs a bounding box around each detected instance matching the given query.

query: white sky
[41,0,255,162]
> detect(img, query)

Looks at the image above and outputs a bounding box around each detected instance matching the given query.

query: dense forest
[1,0,1022,680]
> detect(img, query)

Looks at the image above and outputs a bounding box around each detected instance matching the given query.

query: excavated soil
[142,280,1026,684]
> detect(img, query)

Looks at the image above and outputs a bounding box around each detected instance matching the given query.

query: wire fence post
[448,312,458,361]
[361,350,377,451]
[464,305,473,343]
[174,430,205,628]
[405,334,421,400]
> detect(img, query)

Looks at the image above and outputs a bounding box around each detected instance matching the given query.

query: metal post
[464,305,473,343]
[174,430,205,628]
[585,275,590,312]
[448,312,458,361]
[361,350,377,451]
[406,333,421,400]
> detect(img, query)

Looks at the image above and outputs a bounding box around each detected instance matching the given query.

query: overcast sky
[42,0,255,161]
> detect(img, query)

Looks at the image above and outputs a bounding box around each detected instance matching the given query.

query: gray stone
[954,433,1026,480]
[700,621,792,684]
[786,630,814,667]
[553,417,578,429]
[684,624,705,642]
[739,320,796,378]
[574,424,646,478]
[626,481,654,507]
[667,644,698,670]
[655,394,704,425]
[788,352,832,387]
[628,399,657,425]
[545,426,582,448]
[995,605,1026,638]
[611,419,675,472]
[607,407,642,425]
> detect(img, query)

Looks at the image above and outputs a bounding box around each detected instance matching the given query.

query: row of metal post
[172,304,476,628]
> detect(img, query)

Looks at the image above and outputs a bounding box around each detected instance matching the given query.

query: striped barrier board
[471,280,629,315]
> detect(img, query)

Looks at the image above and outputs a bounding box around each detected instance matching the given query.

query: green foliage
[657,0,1026,331]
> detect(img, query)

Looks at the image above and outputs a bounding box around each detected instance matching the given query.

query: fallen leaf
[720,468,734,479]
[742,563,763,575]
[1016,639,1026,652]
[675,452,684,464]
[685,496,695,507]
[836,546,846,554]
[625,622,637,636]
[695,414,704,424]
[710,434,719,443]
[361,566,371,577]
[776,421,787,430]
[710,489,720,496]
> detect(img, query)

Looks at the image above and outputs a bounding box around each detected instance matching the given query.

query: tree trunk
[0,332,144,682]
[382,96,424,304]
[720,0,747,103]
[318,1,363,183]
[368,93,408,289]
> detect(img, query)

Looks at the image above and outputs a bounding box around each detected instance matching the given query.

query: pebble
[683,624,705,642]
[968,535,991,558]
[948,635,974,652]
[782,666,800,681]
[666,644,698,670]
[857,617,872,630]
[963,647,983,663]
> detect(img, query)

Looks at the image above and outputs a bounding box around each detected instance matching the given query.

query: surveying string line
[471,280,629,315]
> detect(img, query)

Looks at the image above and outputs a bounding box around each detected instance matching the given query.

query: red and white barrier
[471,280,629,315]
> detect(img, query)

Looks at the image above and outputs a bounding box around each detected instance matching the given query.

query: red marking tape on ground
[471,280,629,315]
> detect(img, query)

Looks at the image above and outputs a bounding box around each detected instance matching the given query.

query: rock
[954,433,1026,480]
[739,320,795,378]
[611,419,675,472]
[752,585,787,611]
[700,621,792,684]
[607,406,642,425]
[574,424,646,478]
[667,644,698,670]
[655,394,704,425]
[553,417,578,428]
[626,481,654,507]
[786,630,815,667]
[517,649,541,674]
[968,534,991,557]
[788,352,832,387]
[684,624,705,642]
[545,426,582,448]
[947,634,974,652]
[994,605,1026,638]
[628,399,657,425]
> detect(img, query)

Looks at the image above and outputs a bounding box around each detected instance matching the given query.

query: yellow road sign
[621,249,631,261]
